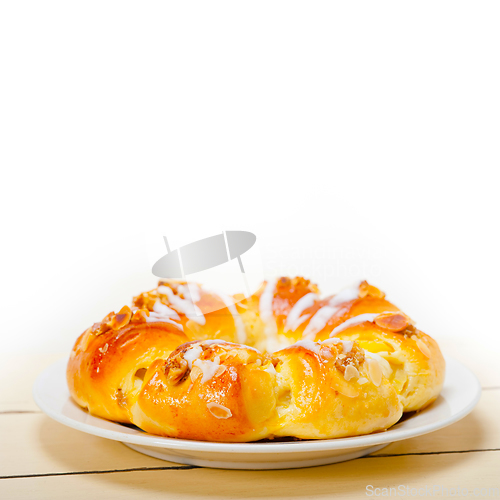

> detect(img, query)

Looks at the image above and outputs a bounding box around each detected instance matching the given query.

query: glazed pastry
[249,279,445,410]
[292,281,399,341]
[132,338,403,442]
[321,311,445,411]
[236,276,321,351]
[67,276,445,441]
[132,340,279,442]
[272,338,402,440]
[132,280,249,345]
[67,306,188,423]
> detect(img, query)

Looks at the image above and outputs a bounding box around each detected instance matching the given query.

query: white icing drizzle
[330,313,379,336]
[211,289,247,344]
[284,293,318,332]
[153,300,180,320]
[328,286,360,307]
[289,314,311,331]
[145,312,184,331]
[183,344,203,369]
[302,305,342,339]
[178,283,201,304]
[256,279,281,352]
[302,285,361,339]
[193,358,220,383]
[259,278,278,326]
[159,285,206,326]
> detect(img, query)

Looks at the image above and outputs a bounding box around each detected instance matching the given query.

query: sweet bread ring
[66,276,445,442]
[318,311,445,412]
[67,306,188,423]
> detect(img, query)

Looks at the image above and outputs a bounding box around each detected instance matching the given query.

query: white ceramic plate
[33,356,480,470]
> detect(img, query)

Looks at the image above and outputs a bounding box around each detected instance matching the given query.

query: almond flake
[207,402,232,419]
[344,364,360,382]
[190,366,202,383]
[215,365,227,377]
[416,339,431,358]
[368,359,382,387]
[374,312,409,332]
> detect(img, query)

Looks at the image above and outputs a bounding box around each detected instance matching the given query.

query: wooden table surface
[1,349,499,499]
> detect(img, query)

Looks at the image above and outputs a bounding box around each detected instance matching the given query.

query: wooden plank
[372,389,500,456]
[0,413,180,478]
[0,353,65,412]
[438,337,500,389]
[1,452,499,500]
[1,390,498,478]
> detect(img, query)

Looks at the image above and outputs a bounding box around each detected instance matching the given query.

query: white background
[1,2,499,385]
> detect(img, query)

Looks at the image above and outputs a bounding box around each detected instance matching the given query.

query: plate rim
[33,355,481,454]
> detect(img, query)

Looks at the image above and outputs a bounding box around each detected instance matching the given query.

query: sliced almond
[416,339,431,358]
[367,358,382,387]
[207,402,232,419]
[344,364,360,382]
[357,377,369,385]
[215,365,227,377]
[374,312,409,332]
[79,329,94,351]
[320,347,335,360]
[110,306,132,330]
[190,366,202,383]
[359,281,386,299]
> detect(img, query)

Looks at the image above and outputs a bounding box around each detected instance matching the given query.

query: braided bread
[67,277,445,442]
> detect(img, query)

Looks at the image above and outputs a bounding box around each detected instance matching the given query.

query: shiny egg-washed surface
[67,278,445,442]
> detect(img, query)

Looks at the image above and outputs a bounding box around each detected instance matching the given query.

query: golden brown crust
[271,341,403,439]
[67,307,189,423]
[67,277,445,441]
[321,312,446,412]
[133,280,248,344]
[132,341,278,442]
